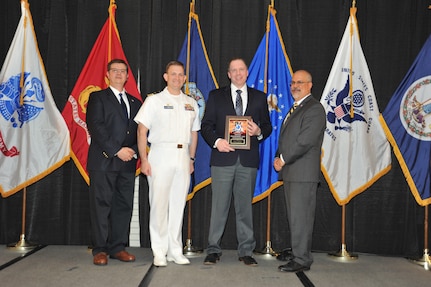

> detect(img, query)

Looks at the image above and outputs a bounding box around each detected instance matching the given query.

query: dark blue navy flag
[381,34,431,206]
[178,10,218,200]
[247,5,294,203]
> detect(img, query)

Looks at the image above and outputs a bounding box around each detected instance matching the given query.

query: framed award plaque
[225,115,251,150]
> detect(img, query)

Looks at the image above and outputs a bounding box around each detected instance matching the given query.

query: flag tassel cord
[108,0,117,62]
[184,2,193,95]
[327,205,358,261]
[19,0,30,106]
[348,6,357,118]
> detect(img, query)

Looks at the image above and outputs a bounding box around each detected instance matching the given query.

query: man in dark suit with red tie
[201,58,272,266]
[86,59,142,265]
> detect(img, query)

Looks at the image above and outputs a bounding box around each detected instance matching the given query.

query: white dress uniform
[134,87,200,262]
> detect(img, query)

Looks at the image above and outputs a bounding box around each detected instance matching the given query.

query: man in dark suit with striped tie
[201,58,272,266]
[274,70,326,272]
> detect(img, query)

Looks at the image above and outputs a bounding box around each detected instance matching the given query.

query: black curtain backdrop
[1,0,431,257]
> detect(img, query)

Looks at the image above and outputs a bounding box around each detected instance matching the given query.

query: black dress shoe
[239,256,258,266]
[278,261,310,272]
[276,248,294,262]
[204,253,221,265]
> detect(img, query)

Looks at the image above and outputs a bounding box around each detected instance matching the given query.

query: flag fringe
[321,158,391,206]
[379,115,431,206]
[0,155,70,198]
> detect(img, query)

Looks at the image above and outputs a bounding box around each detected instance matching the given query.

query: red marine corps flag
[62,1,141,183]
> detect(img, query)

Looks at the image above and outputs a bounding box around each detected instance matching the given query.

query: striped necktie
[235,90,243,116]
[283,102,298,124]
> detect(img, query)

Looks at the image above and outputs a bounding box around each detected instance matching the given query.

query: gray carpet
[0,245,429,286]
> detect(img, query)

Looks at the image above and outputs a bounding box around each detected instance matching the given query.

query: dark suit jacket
[201,86,272,168]
[277,95,326,182]
[86,88,141,173]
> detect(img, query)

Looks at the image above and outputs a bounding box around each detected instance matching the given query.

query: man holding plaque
[201,58,272,266]
[274,70,326,272]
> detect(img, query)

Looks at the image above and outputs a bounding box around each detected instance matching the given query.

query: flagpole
[253,3,276,258]
[328,204,358,261]
[409,204,431,270]
[255,194,277,257]
[7,187,38,251]
[182,1,203,256]
[183,199,203,256]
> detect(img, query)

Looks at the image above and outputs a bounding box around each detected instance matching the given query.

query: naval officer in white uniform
[134,61,200,267]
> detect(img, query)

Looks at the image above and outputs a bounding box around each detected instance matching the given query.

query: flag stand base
[254,241,277,257]
[7,234,38,252]
[183,239,203,257]
[328,244,358,262]
[408,249,431,271]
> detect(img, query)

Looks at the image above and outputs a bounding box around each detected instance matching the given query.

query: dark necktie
[235,90,243,116]
[119,93,128,119]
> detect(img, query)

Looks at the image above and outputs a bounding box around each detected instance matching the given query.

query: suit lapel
[280,96,312,133]
[224,86,236,115]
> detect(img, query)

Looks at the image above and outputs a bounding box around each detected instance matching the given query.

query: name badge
[164,104,173,109]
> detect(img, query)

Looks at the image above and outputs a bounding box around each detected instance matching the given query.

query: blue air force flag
[0,1,70,197]
[381,34,431,206]
[178,11,218,200]
[320,8,391,205]
[247,6,294,203]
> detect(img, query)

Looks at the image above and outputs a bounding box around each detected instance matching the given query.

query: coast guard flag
[320,7,391,205]
[0,1,70,197]
[61,3,141,184]
[247,6,294,203]
[177,10,218,200]
[381,34,431,206]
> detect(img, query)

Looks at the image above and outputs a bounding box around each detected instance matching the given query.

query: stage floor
[0,245,429,286]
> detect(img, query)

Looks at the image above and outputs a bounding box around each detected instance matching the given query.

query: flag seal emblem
[324,75,366,132]
[401,76,431,140]
[0,72,45,128]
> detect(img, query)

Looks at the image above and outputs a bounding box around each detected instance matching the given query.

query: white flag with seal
[320,7,391,205]
[0,1,70,197]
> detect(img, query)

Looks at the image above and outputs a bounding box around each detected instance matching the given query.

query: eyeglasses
[110,68,127,74]
[290,81,310,86]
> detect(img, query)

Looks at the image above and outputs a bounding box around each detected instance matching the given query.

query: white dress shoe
[167,254,190,265]
[153,256,167,267]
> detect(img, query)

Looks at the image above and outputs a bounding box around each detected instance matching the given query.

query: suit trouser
[89,170,135,256]
[283,181,317,267]
[207,158,257,257]
[147,144,190,258]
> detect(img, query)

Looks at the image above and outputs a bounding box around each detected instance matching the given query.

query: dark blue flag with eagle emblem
[247,5,294,202]
[177,9,218,200]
